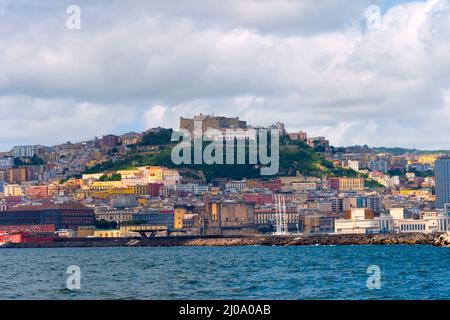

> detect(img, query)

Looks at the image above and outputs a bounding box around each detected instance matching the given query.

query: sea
[0,245,448,300]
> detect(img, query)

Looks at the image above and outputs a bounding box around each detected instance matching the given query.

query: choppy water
[0,245,448,300]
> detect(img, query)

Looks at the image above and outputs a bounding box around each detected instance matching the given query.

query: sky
[1,0,450,150]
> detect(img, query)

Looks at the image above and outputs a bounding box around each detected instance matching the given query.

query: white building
[3,184,24,197]
[390,208,405,219]
[347,160,359,172]
[225,180,248,193]
[386,209,450,234]
[172,184,209,195]
[335,208,450,235]
[204,128,257,142]
[335,208,380,234]
[12,145,44,158]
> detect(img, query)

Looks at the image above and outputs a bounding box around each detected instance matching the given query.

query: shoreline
[1,233,446,249]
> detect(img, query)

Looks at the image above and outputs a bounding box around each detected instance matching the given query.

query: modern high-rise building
[435,157,450,209]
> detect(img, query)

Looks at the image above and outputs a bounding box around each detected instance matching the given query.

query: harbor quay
[1,232,448,249]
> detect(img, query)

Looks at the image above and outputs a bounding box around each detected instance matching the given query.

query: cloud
[144,105,168,129]
[0,95,135,147]
[0,0,449,149]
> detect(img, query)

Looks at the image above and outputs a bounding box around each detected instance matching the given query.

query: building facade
[435,157,450,208]
[0,204,95,229]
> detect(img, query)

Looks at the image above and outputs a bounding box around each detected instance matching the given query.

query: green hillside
[86,132,366,183]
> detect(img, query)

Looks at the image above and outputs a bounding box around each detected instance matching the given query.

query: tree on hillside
[139,129,173,146]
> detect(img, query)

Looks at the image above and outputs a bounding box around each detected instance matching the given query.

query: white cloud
[0,0,449,149]
[144,105,168,129]
[0,95,135,148]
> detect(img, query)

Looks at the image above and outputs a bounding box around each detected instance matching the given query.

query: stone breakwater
[433,231,450,247]
[1,233,447,249]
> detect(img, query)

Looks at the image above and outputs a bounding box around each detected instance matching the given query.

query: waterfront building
[94,207,139,223]
[0,204,95,229]
[118,224,168,237]
[55,229,77,238]
[205,200,257,234]
[133,209,175,229]
[392,214,450,233]
[334,208,380,234]
[76,226,96,238]
[335,208,450,235]
[174,205,188,229]
[0,230,55,244]
[0,224,55,234]
[254,206,299,225]
[301,214,336,234]
[93,229,121,238]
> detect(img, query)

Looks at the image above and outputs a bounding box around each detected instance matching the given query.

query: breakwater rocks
[1,233,445,249]
[180,233,438,247]
[433,231,450,247]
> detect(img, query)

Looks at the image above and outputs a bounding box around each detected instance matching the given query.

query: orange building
[6,168,27,184]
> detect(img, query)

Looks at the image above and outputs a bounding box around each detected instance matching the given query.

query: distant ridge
[340,146,450,156]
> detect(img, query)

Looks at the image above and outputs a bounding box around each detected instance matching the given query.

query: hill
[85,131,373,184]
